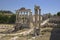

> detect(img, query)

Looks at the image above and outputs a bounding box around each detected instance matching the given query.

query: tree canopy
[57,12,60,16]
[0,10,16,24]
[0,14,16,24]
[0,10,13,14]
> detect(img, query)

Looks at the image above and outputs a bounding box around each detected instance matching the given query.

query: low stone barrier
[0,24,15,32]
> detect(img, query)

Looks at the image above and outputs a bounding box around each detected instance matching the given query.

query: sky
[0,0,60,15]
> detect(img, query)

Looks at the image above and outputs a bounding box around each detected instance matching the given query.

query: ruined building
[15,5,41,35]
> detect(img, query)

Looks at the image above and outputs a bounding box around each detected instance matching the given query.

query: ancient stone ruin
[15,5,41,36]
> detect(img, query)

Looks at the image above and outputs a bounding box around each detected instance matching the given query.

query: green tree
[0,15,9,24]
[57,12,60,16]
[3,15,9,23]
[0,10,14,24]
[0,14,3,23]
[0,10,13,14]
[9,14,16,24]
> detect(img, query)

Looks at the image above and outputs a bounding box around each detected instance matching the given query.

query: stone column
[15,11,20,31]
[16,11,19,23]
[34,7,38,36]
[20,11,23,24]
[26,11,28,17]
[34,5,41,36]
[26,11,28,25]
[29,12,32,28]
[16,11,18,23]
[30,12,32,22]
[35,9,38,27]
[39,9,41,30]
[24,11,25,24]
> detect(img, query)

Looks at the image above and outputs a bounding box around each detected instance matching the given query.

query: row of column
[16,11,32,23]
[16,10,33,28]
[34,6,41,36]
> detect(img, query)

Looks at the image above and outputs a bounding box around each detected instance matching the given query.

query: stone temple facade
[15,5,41,35]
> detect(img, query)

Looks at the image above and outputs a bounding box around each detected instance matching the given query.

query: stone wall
[0,24,15,32]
